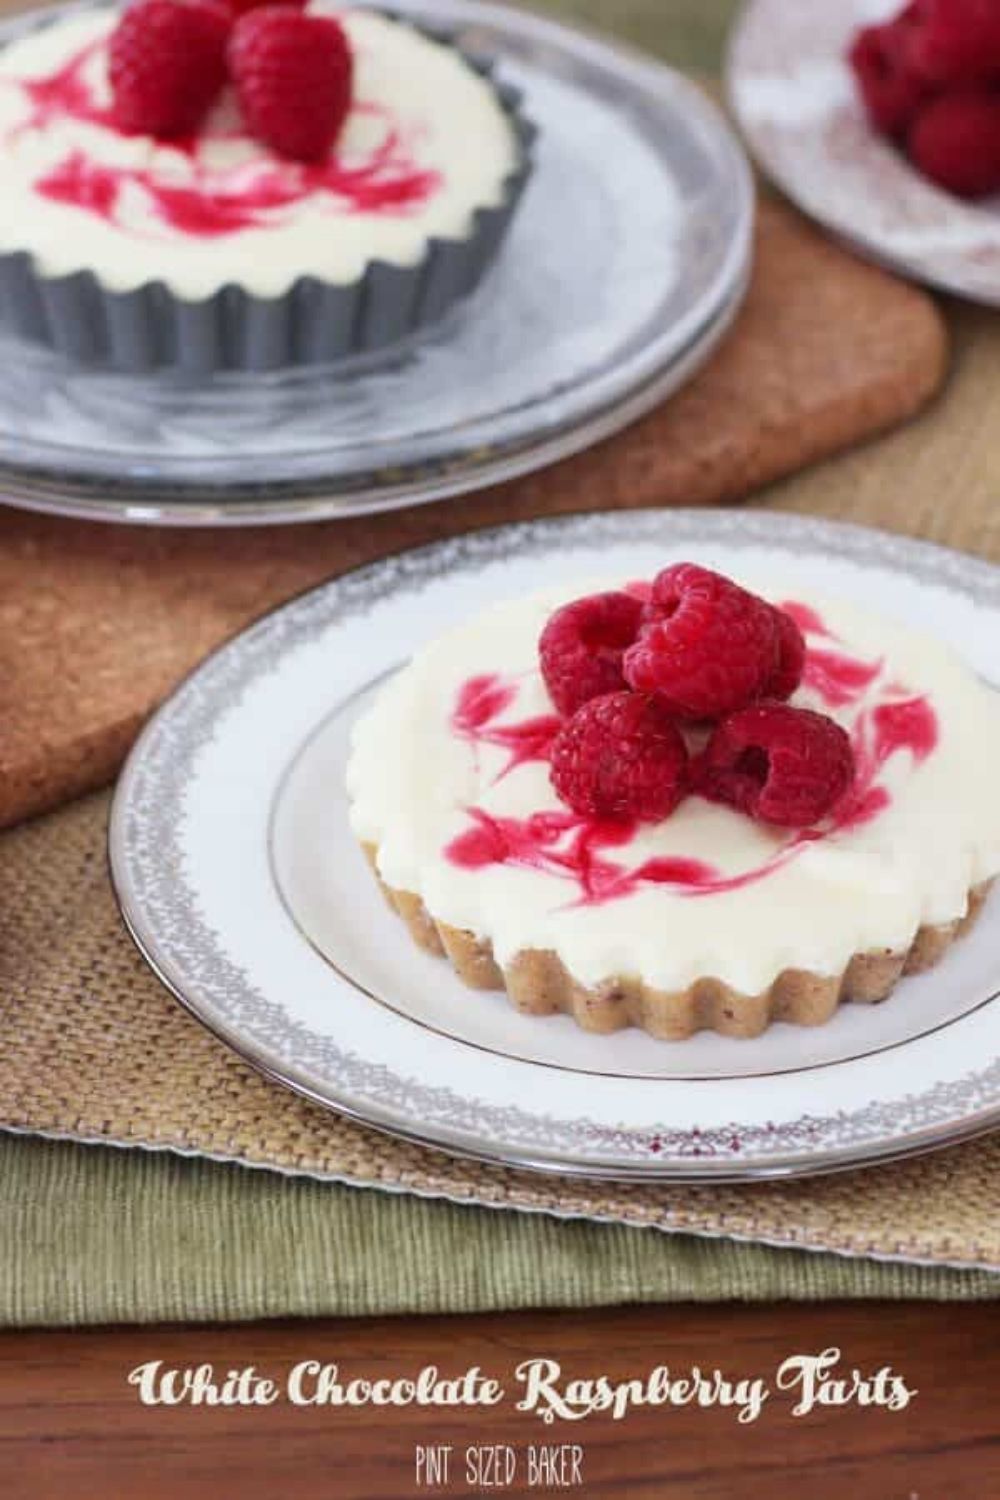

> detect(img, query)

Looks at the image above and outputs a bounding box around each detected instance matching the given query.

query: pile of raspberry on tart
[109,0,354,162]
[849,0,1000,199]
[347,563,1000,1041]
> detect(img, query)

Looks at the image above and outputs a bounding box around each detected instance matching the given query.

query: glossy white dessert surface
[348,578,1000,995]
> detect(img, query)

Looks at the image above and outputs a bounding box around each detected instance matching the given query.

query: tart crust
[362,842,992,1040]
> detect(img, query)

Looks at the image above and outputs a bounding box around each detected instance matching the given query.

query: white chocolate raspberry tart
[0,1,533,370]
[348,566,1000,1040]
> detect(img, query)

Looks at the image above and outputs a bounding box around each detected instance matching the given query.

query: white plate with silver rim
[728,0,1000,306]
[110,510,1000,1180]
[0,0,752,525]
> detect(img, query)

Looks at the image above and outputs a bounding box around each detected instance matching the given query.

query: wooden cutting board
[0,199,948,830]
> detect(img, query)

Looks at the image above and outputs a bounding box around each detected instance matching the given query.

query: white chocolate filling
[348,579,1000,996]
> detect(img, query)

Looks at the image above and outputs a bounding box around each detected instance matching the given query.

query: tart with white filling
[0,2,531,368]
[347,565,1000,1039]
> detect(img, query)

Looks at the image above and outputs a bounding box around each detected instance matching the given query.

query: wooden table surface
[0,0,996,1493]
[2,1299,998,1496]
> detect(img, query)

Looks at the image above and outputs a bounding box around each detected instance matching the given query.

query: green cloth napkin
[3,0,997,1326]
[4,1136,997,1327]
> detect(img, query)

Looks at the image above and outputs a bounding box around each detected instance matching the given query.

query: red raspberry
[695,704,855,829]
[539,591,645,717]
[550,692,689,823]
[904,0,1000,86]
[230,8,353,163]
[763,607,806,700]
[623,564,778,720]
[849,8,931,139]
[227,0,303,13]
[109,0,231,139]
[908,89,1000,197]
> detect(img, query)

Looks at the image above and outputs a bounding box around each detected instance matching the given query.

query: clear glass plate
[0,0,753,522]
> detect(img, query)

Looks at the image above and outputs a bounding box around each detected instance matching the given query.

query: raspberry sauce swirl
[11,38,439,237]
[444,603,939,907]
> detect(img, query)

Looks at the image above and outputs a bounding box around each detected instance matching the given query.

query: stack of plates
[0,0,753,528]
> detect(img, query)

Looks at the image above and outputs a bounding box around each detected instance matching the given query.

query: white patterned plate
[111,512,1000,1180]
[728,0,1000,305]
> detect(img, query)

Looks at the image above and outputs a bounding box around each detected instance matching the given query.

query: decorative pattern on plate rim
[111,510,1000,1174]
